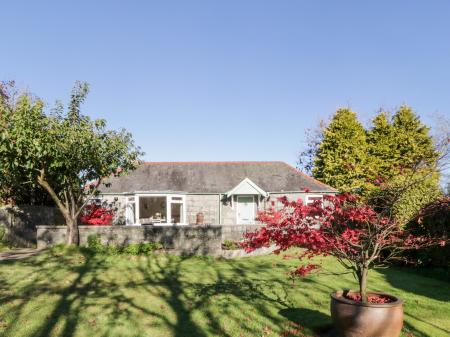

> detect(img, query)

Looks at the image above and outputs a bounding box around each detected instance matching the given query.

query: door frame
[236,195,256,224]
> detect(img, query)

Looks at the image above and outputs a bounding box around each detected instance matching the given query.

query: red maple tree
[242,193,446,303]
[79,204,114,226]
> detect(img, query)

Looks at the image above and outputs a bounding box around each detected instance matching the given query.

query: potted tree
[242,193,446,337]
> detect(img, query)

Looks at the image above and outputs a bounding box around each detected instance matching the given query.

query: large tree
[0,82,142,244]
[368,106,441,224]
[312,108,370,193]
[300,106,442,225]
[0,81,54,205]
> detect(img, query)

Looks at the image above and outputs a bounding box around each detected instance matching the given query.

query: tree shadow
[379,267,450,302]
[2,251,447,337]
[279,308,336,337]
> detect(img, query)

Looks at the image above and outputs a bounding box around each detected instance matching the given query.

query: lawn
[0,248,449,337]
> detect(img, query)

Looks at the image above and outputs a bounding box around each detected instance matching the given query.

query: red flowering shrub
[80,204,114,226]
[242,192,446,303]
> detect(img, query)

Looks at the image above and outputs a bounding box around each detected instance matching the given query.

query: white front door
[236,196,255,224]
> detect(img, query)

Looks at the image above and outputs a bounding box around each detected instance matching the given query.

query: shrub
[123,242,163,255]
[406,197,450,268]
[87,235,107,254]
[222,240,240,250]
[80,205,114,226]
[86,235,162,255]
[0,225,5,243]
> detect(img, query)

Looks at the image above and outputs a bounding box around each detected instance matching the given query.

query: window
[305,195,323,206]
[135,195,186,225]
[139,196,167,223]
[171,203,183,223]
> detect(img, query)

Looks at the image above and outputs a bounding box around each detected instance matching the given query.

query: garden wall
[221,224,264,241]
[0,205,64,247]
[36,224,265,256]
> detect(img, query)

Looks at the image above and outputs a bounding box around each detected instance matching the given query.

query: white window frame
[125,196,136,225]
[131,193,187,226]
[236,195,256,225]
[305,194,323,206]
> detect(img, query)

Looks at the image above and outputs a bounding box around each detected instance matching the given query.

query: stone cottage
[97,161,336,226]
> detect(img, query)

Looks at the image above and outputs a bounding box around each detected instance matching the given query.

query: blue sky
[1,1,450,166]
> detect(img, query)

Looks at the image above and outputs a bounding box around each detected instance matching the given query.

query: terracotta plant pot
[330,290,404,337]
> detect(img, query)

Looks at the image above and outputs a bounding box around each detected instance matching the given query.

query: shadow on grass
[279,307,336,337]
[1,250,447,337]
[378,267,450,302]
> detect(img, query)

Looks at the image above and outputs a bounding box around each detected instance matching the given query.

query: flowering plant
[242,193,446,303]
[79,204,114,226]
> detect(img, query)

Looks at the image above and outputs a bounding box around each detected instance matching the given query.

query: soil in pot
[330,290,404,337]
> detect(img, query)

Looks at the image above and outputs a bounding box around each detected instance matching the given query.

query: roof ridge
[143,161,286,165]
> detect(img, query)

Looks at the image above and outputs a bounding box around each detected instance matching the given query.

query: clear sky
[1,1,450,166]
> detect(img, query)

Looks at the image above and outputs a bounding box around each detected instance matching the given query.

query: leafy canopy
[0,81,142,243]
[303,106,442,225]
[243,193,446,302]
[312,109,369,193]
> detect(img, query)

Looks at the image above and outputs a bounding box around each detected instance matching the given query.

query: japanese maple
[242,193,446,303]
[80,204,114,226]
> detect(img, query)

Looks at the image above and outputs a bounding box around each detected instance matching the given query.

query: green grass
[0,248,449,337]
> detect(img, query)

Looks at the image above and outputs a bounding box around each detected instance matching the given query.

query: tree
[300,106,443,225]
[366,111,396,182]
[242,193,446,303]
[0,81,56,205]
[367,107,441,224]
[312,109,370,193]
[0,82,142,244]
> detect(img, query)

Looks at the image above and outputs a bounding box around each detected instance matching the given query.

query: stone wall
[0,205,63,247]
[37,225,223,256]
[221,224,264,242]
[36,224,266,256]
[185,194,220,224]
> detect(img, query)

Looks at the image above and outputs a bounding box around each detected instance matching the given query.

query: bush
[222,240,240,250]
[405,197,450,268]
[0,225,5,243]
[86,235,163,255]
[80,205,114,226]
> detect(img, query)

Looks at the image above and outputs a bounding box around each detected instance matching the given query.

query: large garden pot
[330,290,403,337]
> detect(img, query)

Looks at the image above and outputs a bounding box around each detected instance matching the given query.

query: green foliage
[122,242,163,255]
[0,225,5,242]
[367,107,441,224]
[366,111,396,182]
[313,108,370,193]
[0,82,143,243]
[309,106,441,225]
[0,91,54,205]
[86,235,163,255]
[222,240,240,250]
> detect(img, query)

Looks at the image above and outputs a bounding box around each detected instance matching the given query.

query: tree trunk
[359,266,369,303]
[66,216,80,245]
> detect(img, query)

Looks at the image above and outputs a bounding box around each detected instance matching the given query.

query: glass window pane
[171,203,183,223]
[139,197,167,223]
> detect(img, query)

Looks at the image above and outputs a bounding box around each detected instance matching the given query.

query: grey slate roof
[99,162,336,194]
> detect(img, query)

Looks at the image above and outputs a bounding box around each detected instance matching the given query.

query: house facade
[97,162,336,226]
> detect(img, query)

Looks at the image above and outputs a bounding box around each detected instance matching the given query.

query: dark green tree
[312,108,370,193]
[368,106,441,224]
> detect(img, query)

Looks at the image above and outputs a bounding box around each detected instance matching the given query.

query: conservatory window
[139,196,167,223]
